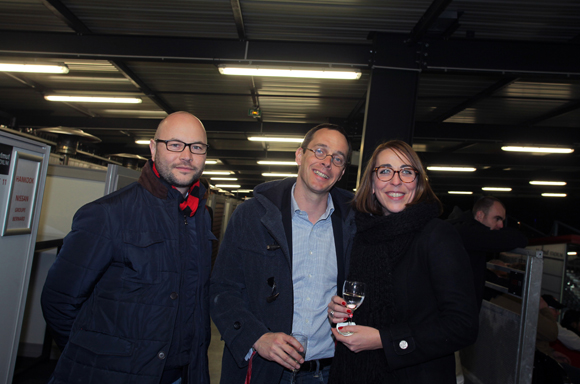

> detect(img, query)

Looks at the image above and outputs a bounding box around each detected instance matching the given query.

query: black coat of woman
[327,141,479,384]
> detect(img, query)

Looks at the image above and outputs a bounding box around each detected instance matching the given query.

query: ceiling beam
[230,0,247,40]
[2,31,579,75]
[38,1,173,115]
[40,0,91,34]
[406,0,453,45]
[518,100,580,127]
[432,76,518,123]
[111,62,175,114]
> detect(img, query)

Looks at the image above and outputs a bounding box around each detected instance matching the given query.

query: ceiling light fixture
[205,160,219,165]
[568,252,578,256]
[203,171,234,175]
[135,139,151,145]
[529,181,567,186]
[427,167,476,172]
[542,193,566,197]
[232,189,253,193]
[501,146,574,154]
[248,137,304,143]
[210,177,238,181]
[262,172,298,177]
[257,160,298,165]
[215,184,241,188]
[448,191,473,195]
[482,187,512,192]
[218,66,362,80]
[45,95,142,103]
[0,63,69,74]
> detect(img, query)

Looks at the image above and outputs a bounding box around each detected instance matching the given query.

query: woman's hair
[353,140,441,215]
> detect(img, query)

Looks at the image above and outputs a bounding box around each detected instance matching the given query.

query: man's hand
[253,332,305,371]
[553,351,571,365]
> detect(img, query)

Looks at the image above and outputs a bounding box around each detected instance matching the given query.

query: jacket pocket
[121,230,165,284]
[69,329,133,356]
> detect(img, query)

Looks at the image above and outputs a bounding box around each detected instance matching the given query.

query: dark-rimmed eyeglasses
[155,139,209,155]
[373,166,418,183]
[303,147,346,167]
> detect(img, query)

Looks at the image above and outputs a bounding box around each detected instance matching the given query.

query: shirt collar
[290,183,335,221]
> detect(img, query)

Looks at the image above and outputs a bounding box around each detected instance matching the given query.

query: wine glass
[290,333,307,383]
[337,280,366,336]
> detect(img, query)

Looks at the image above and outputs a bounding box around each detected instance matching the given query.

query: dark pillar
[357,67,420,185]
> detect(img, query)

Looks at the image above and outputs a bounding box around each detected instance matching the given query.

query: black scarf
[348,202,440,327]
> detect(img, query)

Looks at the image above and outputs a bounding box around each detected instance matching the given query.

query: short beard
[156,162,203,190]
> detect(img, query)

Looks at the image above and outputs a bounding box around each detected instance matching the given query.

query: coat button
[170,292,178,300]
[233,321,241,330]
[158,351,166,359]
[399,340,408,350]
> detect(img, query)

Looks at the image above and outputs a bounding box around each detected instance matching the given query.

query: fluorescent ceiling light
[448,191,473,195]
[501,146,574,154]
[135,139,150,145]
[482,187,512,192]
[542,193,566,197]
[210,177,238,181]
[248,136,304,143]
[203,171,234,175]
[205,160,218,165]
[0,63,69,74]
[568,252,578,256]
[219,66,362,80]
[530,181,566,186]
[263,172,298,177]
[427,166,476,172]
[257,160,298,165]
[216,184,241,188]
[45,95,142,103]
[232,189,253,193]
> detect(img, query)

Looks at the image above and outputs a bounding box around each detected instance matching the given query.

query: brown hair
[301,123,352,163]
[353,140,441,215]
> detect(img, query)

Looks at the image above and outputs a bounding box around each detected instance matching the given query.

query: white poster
[2,151,42,236]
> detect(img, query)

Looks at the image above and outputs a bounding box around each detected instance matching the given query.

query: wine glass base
[336,321,355,336]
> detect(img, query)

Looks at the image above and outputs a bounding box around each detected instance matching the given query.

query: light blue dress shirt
[291,184,337,360]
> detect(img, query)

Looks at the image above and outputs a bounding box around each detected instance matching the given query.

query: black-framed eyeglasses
[373,166,418,183]
[303,147,347,167]
[155,139,209,155]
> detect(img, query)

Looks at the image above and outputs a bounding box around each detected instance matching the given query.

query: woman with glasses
[326,140,479,383]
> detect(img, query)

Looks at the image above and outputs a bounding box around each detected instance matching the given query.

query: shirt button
[233,321,241,330]
[399,340,408,350]
[158,351,166,359]
[170,292,178,300]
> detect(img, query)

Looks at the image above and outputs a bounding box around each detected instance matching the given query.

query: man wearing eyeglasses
[210,124,356,384]
[42,111,215,384]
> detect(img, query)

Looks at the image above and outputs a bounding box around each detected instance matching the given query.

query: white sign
[2,151,42,236]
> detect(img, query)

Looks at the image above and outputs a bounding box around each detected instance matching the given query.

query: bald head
[150,111,208,194]
[154,111,206,141]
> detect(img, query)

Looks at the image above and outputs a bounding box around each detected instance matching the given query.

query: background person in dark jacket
[210,124,356,384]
[448,196,528,309]
[41,111,215,384]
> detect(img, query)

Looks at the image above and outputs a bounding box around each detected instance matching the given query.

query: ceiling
[0,0,579,234]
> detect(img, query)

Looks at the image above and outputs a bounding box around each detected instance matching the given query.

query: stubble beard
[157,161,203,190]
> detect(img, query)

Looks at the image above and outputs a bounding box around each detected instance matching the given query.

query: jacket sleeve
[41,202,114,349]
[456,223,528,253]
[379,221,479,370]
[209,204,274,368]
